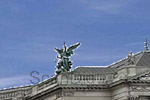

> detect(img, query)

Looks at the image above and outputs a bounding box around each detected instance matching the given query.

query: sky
[0,0,150,89]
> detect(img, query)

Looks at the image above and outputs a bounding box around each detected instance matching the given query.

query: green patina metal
[55,42,80,74]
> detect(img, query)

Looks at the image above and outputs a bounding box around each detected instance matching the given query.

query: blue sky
[0,0,150,89]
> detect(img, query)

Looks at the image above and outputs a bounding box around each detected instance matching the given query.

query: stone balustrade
[0,86,32,100]
[58,73,114,85]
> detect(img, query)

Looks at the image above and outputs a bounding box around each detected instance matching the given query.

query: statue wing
[67,43,80,55]
[55,48,63,54]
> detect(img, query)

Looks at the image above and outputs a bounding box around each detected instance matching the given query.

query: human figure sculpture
[55,42,80,74]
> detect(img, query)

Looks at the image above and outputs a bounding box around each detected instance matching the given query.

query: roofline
[108,51,143,68]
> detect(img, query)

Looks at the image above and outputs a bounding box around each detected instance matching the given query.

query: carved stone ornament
[127,51,135,65]
[129,96,139,100]
[63,91,74,96]
[56,91,62,98]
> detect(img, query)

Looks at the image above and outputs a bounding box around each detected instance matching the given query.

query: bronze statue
[55,42,80,74]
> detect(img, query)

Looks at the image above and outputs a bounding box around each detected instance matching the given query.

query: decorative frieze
[63,91,74,97]
[139,73,150,81]
[56,91,74,99]
[130,86,150,92]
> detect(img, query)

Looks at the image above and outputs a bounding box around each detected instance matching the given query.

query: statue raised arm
[54,42,80,74]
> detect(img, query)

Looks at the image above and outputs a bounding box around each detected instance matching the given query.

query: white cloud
[80,0,132,14]
[128,42,143,46]
[0,75,31,89]
[72,50,126,63]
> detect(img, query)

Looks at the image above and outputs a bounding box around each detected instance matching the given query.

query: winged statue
[55,42,80,74]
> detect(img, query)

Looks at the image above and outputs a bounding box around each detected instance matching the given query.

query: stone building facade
[0,46,150,100]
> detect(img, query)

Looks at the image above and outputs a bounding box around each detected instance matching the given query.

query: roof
[72,51,150,74]
[108,51,150,68]
[72,66,117,74]
[128,68,150,81]
[136,52,150,66]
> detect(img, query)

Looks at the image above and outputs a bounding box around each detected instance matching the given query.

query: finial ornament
[144,39,149,52]
[54,42,80,74]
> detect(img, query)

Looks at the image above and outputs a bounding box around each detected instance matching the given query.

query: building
[0,41,150,100]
